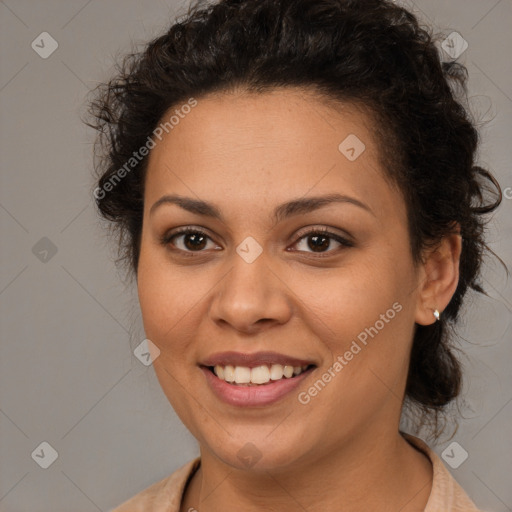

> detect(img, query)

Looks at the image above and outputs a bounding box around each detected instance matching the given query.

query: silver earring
[433,309,440,321]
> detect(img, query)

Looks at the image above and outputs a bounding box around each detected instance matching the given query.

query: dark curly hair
[86,0,503,437]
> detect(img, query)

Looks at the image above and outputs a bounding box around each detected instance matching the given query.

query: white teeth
[234,366,251,384]
[269,364,284,380]
[283,365,294,378]
[212,363,310,385]
[214,365,224,380]
[251,365,270,384]
[223,365,235,382]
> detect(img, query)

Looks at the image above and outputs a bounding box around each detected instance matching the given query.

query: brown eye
[292,228,353,254]
[305,234,331,252]
[162,228,219,252]
[180,232,208,251]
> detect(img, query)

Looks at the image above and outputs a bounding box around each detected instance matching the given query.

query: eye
[161,226,353,256]
[161,227,220,253]
[291,227,353,255]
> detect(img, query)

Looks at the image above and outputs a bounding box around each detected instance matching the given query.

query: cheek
[137,247,208,430]
[296,250,416,391]
[294,256,400,338]
[136,243,192,356]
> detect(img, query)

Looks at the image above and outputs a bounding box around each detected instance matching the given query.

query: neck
[181,427,433,512]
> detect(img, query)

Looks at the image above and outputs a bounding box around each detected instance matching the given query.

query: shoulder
[403,433,484,512]
[109,457,201,512]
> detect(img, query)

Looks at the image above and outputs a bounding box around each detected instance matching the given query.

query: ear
[415,224,462,326]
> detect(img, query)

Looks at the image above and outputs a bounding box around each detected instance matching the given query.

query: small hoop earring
[433,309,440,321]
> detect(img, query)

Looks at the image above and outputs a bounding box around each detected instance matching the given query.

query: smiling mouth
[205,364,316,386]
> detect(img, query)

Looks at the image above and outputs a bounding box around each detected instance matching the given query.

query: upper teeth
[213,364,309,385]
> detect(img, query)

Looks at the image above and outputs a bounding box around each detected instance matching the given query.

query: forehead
[144,88,405,226]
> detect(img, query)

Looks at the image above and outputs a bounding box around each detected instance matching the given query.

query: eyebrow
[149,193,374,223]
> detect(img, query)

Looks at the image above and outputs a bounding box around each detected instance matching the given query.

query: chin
[201,427,314,473]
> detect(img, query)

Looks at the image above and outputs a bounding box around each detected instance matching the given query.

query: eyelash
[160,226,354,257]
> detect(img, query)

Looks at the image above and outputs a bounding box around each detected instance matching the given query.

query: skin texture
[137,88,462,512]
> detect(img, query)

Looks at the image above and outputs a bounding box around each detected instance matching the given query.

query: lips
[199,351,317,406]
[200,351,316,369]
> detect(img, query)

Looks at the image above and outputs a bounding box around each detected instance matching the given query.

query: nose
[209,250,293,335]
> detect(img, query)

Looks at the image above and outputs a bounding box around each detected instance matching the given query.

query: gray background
[0,0,511,510]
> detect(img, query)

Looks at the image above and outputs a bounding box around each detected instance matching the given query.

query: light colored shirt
[110,434,483,511]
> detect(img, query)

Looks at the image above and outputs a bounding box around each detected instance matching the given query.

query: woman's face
[137,88,424,471]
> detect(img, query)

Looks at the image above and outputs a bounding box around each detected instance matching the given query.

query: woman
[88,0,502,510]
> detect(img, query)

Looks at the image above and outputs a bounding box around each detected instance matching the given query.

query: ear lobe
[414,228,462,326]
